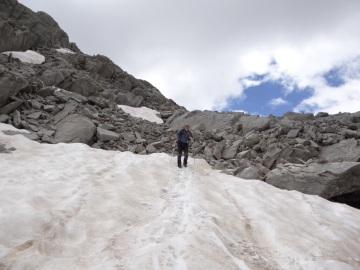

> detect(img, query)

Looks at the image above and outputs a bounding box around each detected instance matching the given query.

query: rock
[54,114,96,144]
[37,86,56,97]
[287,129,300,138]
[213,140,226,160]
[265,162,360,199]
[31,99,42,110]
[0,114,9,123]
[0,2,70,52]
[236,166,261,180]
[96,127,120,142]
[67,78,100,97]
[204,146,213,161]
[115,92,143,107]
[53,100,78,124]
[263,144,283,168]
[12,110,21,128]
[283,111,315,121]
[221,144,239,160]
[54,88,88,104]
[315,112,329,118]
[0,70,28,106]
[43,105,56,112]
[0,100,23,115]
[169,110,241,132]
[318,139,360,162]
[40,69,65,86]
[244,132,260,147]
[26,112,42,120]
[146,144,157,154]
[241,116,270,134]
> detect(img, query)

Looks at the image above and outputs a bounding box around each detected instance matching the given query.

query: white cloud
[268,97,288,107]
[20,0,360,113]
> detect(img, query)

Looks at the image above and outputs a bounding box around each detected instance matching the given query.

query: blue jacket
[177,128,192,144]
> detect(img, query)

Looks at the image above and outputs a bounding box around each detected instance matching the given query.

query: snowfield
[1,50,45,64]
[0,124,359,270]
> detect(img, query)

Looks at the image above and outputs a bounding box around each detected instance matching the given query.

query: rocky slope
[1,0,359,209]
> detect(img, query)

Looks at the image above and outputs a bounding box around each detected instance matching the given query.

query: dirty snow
[55,48,75,54]
[0,125,359,270]
[118,105,163,124]
[1,50,45,64]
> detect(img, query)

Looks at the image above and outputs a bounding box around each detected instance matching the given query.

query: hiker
[176,124,193,168]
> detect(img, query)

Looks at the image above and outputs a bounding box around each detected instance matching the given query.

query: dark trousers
[177,141,189,165]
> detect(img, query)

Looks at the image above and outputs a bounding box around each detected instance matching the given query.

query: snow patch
[55,48,75,54]
[118,105,163,124]
[1,50,45,64]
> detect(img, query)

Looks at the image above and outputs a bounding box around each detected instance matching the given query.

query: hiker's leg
[183,143,189,165]
[177,142,182,166]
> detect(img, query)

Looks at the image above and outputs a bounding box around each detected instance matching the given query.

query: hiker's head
[184,124,190,130]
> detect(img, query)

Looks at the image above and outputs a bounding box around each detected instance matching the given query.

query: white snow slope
[0,124,359,270]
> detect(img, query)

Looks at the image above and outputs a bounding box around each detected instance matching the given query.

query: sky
[1,123,360,269]
[20,0,360,116]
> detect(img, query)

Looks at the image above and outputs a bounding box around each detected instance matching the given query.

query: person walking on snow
[176,124,193,168]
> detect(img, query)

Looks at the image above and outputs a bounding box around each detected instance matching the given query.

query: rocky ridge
[1,0,359,209]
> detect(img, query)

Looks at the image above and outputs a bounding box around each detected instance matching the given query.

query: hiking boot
[183,163,187,167]
[178,164,182,168]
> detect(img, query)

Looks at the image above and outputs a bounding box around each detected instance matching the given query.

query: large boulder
[283,111,315,121]
[54,114,96,144]
[265,162,360,199]
[169,110,241,132]
[0,70,28,106]
[318,139,360,162]
[67,78,100,97]
[240,115,270,134]
[96,127,120,142]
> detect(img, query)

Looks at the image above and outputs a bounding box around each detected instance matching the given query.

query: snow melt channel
[0,124,359,270]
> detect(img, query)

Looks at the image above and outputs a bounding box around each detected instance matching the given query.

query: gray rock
[236,166,261,180]
[283,112,315,121]
[169,110,240,132]
[0,71,28,106]
[0,114,9,123]
[54,114,96,144]
[204,146,214,161]
[221,144,239,160]
[67,78,100,97]
[116,92,143,107]
[40,69,65,86]
[37,87,56,97]
[53,100,78,124]
[31,99,42,110]
[54,89,88,104]
[0,100,23,115]
[213,140,226,160]
[0,2,70,52]
[27,112,42,120]
[146,144,157,153]
[241,116,270,134]
[266,162,360,199]
[287,128,300,138]
[96,127,120,142]
[318,139,360,162]
[243,132,260,147]
[12,110,21,128]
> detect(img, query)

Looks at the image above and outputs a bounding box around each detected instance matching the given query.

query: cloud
[20,0,360,114]
[268,97,288,107]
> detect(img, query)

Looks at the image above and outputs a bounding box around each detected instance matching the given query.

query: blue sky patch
[323,67,345,87]
[224,80,313,116]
